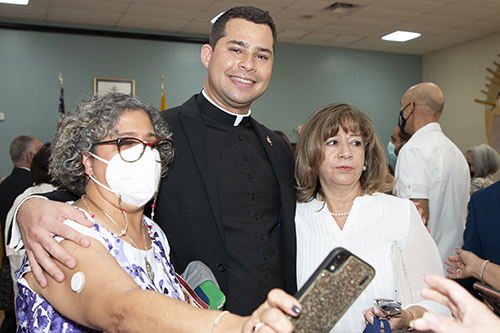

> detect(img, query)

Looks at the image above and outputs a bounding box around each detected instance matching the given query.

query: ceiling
[1,0,500,55]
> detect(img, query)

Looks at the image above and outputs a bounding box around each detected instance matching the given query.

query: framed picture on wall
[94,78,135,96]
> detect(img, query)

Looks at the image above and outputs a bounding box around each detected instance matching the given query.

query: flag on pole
[160,75,167,111]
[160,88,167,111]
[58,73,65,129]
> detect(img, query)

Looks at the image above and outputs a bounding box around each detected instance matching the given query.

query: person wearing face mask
[11,7,297,316]
[387,125,411,163]
[393,82,469,267]
[14,93,301,333]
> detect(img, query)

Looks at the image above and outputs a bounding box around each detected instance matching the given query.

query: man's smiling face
[201,18,274,115]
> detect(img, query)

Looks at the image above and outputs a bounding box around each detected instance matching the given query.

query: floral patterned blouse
[16,212,185,332]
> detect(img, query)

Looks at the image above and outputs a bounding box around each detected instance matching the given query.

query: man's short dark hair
[9,135,37,164]
[210,6,277,51]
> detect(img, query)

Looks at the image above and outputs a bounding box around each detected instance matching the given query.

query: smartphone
[473,282,500,313]
[291,247,376,333]
[375,298,402,318]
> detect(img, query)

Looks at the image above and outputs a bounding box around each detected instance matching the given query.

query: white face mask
[89,144,162,208]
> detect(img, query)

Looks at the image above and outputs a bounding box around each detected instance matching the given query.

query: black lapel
[178,100,226,244]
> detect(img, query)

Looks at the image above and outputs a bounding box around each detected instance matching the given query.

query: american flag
[58,82,65,129]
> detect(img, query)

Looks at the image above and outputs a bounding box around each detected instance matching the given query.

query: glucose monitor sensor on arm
[71,271,85,293]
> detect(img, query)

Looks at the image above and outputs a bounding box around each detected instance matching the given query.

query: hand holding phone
[291,247,375,333]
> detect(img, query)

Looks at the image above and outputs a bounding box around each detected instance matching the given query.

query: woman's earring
[363,165,367,171]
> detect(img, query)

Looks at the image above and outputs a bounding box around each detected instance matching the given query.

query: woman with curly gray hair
[15,93,300,333]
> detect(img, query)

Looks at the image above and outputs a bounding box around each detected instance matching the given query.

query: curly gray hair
[49,93,173,196]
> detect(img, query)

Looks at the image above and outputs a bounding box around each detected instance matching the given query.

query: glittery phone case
[291,247,375,333]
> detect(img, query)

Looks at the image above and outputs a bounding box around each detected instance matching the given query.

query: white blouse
[296,193,450,333]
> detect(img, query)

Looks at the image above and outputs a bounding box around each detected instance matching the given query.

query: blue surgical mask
[387,141,397,162]
[398,102,413,135]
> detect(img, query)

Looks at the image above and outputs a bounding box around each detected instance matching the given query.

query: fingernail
[362,310,366,315]
[374,308,381,315]
[81,239,90,247]
[409,320,415,329]
[292,305,301,314]
[55,274,63,282]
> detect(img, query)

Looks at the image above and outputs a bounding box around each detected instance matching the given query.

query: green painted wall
[0,27,421,178]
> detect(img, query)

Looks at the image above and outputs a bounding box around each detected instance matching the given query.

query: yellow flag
[160,89,167,111]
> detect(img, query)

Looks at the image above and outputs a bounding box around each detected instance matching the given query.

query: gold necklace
[81,195,154,281]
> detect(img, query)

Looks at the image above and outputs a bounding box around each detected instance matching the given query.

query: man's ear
[26,151,35,165]
[82,153,94,176]
[201,44,213,69]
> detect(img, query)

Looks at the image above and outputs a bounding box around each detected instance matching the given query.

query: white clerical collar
[202,89,251,126]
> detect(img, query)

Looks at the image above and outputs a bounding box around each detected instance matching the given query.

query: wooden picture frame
[94,77,135,96]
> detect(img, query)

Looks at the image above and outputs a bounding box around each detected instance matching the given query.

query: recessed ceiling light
[382,30,421,42]
[0,0,29,4]
[211,12,224,24]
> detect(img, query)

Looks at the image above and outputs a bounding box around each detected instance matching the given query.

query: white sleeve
[395,145,430,200]
[54,219,107,250]
[8,195,49,252]
[400,205,451,316]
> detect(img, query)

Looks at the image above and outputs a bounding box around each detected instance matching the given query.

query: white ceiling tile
[49,0,129,13]
[299,32,338,42]
[460,20,500,34]
[273,18,325,32]
[132,0,212,10]
[455,0,500,11]
[374,0,449,12]
[277,29,309,39]
[179,20,211,36]
[117,14,189,32]
[0,0,499,55]
[272,9,345,25]
[408,13,475,28]
[25,0,51,5]
[329,35,363,44]
[288,0,343,12]
[318,24,376,37]
[125,4,201,20]
[432,3,498,19]
[332,16,400,30]
[354,6,421,21]
[0,4,48,19]
[46,8,122,26]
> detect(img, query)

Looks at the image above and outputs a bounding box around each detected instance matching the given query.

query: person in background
[411,274,500,333]
[294,103,449,332]
[393,82,469,266]
[0,135,42,333]
[12,6,297,316]
[466,144,500,195]
[15,92,301,333]
[445,180,500,300]
[387,125,410,163]
[5,143,57,298]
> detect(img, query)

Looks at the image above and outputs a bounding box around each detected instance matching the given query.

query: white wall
[423,31,500,154]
